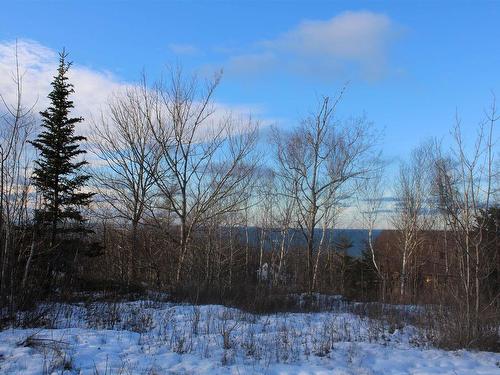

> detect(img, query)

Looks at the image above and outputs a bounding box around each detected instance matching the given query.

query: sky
[1,0,499,226]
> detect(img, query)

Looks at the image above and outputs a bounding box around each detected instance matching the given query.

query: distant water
[228,227,382,258]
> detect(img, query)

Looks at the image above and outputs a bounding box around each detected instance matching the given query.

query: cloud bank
[168,43,199,56]
[226,11,398,81]
[0,39,129,135]
[0,40,266,138]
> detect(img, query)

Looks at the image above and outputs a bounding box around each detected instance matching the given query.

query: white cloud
[227,52,277,75]
[0,40,269,137]
[0,39,274,178]
[168,43,199,56]
[0,39,129,136]
[226,11,398,81]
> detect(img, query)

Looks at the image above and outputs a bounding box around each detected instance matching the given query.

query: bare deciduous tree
[90,79,162,284]
[356,167,387,300]
[274,91,378,293]
[272,168,297,286]
[432,97,498,343]
[149,69,259,284]
[0,43,35,306]
[392,142,435,301]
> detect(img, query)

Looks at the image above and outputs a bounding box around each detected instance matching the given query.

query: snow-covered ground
[0,300,498,374]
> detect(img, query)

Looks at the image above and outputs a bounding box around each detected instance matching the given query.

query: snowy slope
[0,301,498,374]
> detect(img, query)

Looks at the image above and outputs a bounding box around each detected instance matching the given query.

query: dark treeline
[0,48,498,350]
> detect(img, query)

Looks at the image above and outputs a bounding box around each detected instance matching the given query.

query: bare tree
[312,183,340,291]
[432,97,498,343]
[90,79,161,284]
[255,170,276,284]
[0,43,35,306]
[148,69,259,285]
[273,91,378,293]
[271,168,297,286]
[356,167,387,300]
[391,142,435,302]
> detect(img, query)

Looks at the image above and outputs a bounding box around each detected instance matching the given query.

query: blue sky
[1,0,499,164]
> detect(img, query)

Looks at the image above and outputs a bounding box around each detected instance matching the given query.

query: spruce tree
[31,50,94,252]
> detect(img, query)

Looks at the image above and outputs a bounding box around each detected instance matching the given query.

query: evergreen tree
[31,50,94,251]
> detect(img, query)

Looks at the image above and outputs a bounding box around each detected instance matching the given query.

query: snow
[0,301,498,374]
